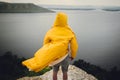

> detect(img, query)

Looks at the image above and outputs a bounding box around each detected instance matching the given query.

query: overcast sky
[0,0,120,6]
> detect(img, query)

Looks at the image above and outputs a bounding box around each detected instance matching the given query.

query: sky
[0,0,120,6]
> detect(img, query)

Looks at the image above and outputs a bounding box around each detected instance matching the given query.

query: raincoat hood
[53,12,68,27]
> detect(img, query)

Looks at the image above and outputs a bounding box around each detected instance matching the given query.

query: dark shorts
[53,56,70,73]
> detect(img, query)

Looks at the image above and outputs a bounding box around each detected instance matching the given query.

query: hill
[0,2,54,13]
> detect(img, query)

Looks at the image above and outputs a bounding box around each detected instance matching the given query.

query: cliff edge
[17,65,98,80]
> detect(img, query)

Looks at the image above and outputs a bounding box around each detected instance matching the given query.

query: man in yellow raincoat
[22,12,78,80]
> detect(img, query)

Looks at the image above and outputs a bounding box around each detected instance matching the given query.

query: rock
[17,65,98,80]
[17,76,42,80]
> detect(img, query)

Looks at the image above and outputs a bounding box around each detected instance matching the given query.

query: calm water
[0,10,120,69]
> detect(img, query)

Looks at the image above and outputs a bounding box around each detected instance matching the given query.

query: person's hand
[69,57,74,61]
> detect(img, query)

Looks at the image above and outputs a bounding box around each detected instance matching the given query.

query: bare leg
[53,71,58,80]
[63,72,68,80]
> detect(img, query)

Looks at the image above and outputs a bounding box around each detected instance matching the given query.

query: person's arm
[70,35,78,60]
[43,32,51,45]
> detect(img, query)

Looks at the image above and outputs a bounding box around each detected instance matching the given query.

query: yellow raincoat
[22,12,78,72]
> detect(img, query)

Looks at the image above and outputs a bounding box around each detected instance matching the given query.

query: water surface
[0,10,120,69]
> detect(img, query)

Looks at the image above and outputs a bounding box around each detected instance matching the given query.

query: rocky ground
[17,65,98,80]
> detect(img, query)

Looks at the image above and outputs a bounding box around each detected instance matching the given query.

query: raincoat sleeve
[43,31,51,45]
[70,34,78,59]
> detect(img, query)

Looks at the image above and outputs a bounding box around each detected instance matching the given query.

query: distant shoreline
[0,2,54,13]
[0,1,120,13]
[41,5,120,12]
[49,8,95,11]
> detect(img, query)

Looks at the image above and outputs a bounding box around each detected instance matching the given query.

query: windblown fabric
[22,12,78,72]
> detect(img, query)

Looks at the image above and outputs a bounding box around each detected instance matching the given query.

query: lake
[0,10,120,70]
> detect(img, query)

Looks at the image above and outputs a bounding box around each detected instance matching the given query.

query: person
[22,12,78,80]
[43,12,78,80]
